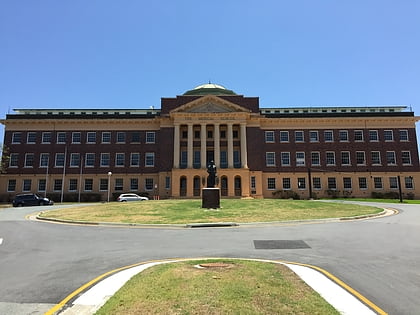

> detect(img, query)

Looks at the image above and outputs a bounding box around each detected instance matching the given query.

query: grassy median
[95,259,340,315]
[38,199,381,224]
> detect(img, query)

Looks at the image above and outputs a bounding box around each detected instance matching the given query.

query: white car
[117,193,149,202]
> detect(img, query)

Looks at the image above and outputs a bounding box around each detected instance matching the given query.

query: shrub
[272,190,300,200]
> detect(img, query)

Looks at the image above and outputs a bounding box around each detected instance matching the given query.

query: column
[187,124,193,168]
[200,123,207,168]
[173,123,180,168]
[227,123,234,168]
[240,123,248,168]
[214,123,220,168]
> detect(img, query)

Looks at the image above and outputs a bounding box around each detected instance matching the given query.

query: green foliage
[272,190,301,200]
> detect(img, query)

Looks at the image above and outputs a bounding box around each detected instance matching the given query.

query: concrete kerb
[34,208,395,228]
[52,257,385,315]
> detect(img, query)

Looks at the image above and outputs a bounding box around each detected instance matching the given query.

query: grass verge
[95,260,340,315]
[38,199,382,224]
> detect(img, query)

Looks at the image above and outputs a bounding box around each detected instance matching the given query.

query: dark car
[12,193,54,207]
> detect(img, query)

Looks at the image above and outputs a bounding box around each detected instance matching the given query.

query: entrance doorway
[234,176,242,196]
[221,176,228,196]
[180,176,187,196]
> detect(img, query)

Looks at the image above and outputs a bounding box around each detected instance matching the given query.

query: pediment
[170,95,250,114]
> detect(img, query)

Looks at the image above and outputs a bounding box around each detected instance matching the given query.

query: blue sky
[1,1,419,143]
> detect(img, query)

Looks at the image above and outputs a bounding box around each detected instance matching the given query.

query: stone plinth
[202,188,220,209]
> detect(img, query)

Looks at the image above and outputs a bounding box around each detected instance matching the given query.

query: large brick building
[1,83,419,201]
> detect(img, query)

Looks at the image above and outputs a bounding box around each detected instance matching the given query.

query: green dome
[183,83,237,96]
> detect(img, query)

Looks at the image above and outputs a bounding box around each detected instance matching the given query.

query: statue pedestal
[202,188,220,209]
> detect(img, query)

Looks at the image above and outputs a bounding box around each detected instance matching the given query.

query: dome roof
[183,83,237,96]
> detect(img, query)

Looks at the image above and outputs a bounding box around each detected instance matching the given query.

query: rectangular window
[102,132,111,143]
[12,132,22,144]
[130,178,139,191]
[251,176,256,190]
[55,153,65,167]
[371,151,381,165]
[359,177,368,189]
[84,179,93,191]
[280,131,289,142]
[27,132,36,144]
[72,132,81,143]
[341,151,351,165]
[9,153,19,167]
[130,153,140,167]
[100,153,110,167]
[99,178,108,191]
[282,178,291,190]
[343,177,352,190]
[389,177,398,189]
[145,178,154,190]
[296,152,305,166]
[70,153,80,167]
[354,130,364,142]
[38,179,46,192]
[40,153,49,168]
[57,132,66,144]
[373,177,383,189]
[311,152,320,166]
[339,130,349,142]
[266,152,276,167]
[193,150,201,168]
[220,151,227,168]
[146,132,156,144]
[399,130,409,141]
[23,179,32,192]
[117,132,126,143]
[54,179,62,191]
[87,132,96,144]
[165,176,171,190]
[327,177,337,190]
[326,152,336,165]
[69,179,78,191]
[267,178,276,190]
[115,178,124,191]
[24,153,34,167]
[42,132,51,144]
[324,130,333,142]
[405,177,414,189]
[131,132,141,143]
[8,179,16,192]
[281,152,290,166]
[369,130,379,142]
[115,153,125,167]
[309,131,319,142]
[384,130,394,141]
[233,150,241,168]
[386,151,396,165]
[265,131,275,143]
[181,151,188,168]
[402,151,412,165]
[356,151,366,165]
[295,131,304,142]
[298,177,306,189]
[313,177,321,190]
[85,153,95,167]
[145,152,155,167]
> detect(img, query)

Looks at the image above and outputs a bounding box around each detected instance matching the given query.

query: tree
[0,144,10,174]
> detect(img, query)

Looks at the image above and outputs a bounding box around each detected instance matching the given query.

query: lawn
[38,199,381,224]
[95,259,340,315]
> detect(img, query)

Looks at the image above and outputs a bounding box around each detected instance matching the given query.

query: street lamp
[107,171,112,202]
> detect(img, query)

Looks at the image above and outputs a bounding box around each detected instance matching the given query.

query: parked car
[12,193,54,207]
[117,193,149,202]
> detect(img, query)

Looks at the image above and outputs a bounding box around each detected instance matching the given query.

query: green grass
[39,199,381,224]
[95,260,340,315]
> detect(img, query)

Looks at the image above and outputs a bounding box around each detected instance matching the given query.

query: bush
[47,193,102,203]
[326,190,341,198]
[272,190,300,200]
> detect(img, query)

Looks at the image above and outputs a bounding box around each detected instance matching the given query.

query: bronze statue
[206,160,217,188]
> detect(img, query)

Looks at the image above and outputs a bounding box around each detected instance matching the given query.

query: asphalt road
[0,202,419,315]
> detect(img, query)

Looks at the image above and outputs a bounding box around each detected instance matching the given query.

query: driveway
[0,202,419,315]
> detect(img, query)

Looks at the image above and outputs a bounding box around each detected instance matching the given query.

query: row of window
[266,176,414,190]
[265,150,412,167]
[7,177,171,193]
[10,152,156,168]
[10,131,156,145]
[265,129,410,143]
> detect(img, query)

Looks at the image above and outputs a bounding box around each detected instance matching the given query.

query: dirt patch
[196,262,235,269]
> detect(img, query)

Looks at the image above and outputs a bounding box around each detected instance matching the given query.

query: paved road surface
[0,202,419,314]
